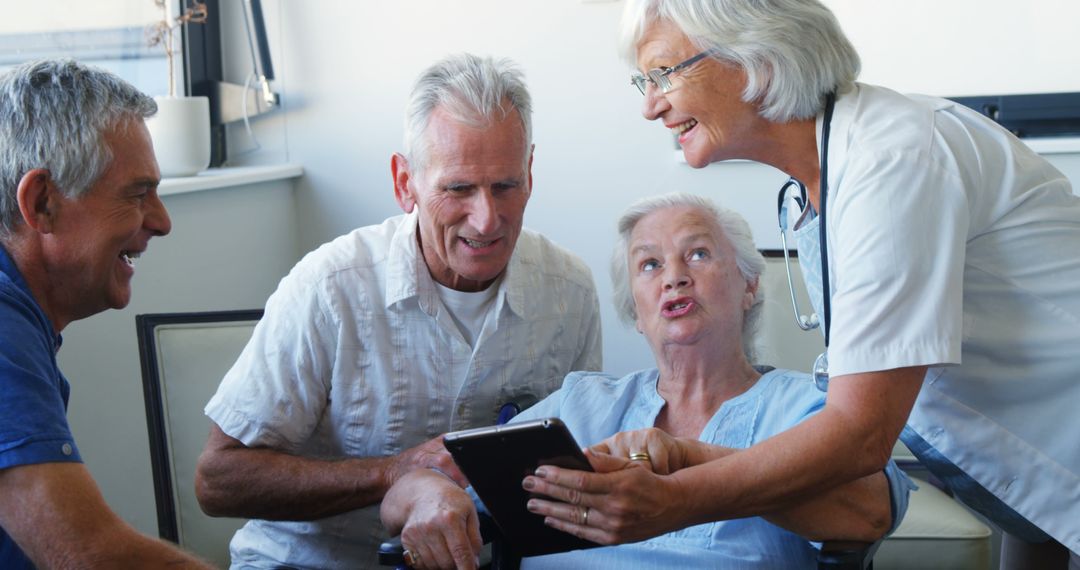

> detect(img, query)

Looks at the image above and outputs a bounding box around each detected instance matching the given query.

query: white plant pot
[146,96,211,178]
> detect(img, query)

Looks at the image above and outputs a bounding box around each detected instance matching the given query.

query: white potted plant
[144,0,211,178]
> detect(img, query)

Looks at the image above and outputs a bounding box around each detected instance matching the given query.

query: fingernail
[527,499,538,511]
[535,467,549,478]
[522,477,535,490]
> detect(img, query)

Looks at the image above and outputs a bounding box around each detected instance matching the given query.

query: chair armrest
[383,525,872,569]
[817,540,875,570]
[377,534,407,567]
[378,513,512,567]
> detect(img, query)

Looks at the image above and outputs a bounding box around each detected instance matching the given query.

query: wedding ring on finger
[581,507,590,526]
[629,451,651,462]
[403,548,421,567]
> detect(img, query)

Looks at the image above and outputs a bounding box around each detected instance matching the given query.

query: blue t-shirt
[0,245,82,568]
[505,368,913,569]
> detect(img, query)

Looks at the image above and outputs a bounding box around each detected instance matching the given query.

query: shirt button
[61,443,73,456]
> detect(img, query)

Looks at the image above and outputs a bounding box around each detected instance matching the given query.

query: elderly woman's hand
[380,469,482,570]
[590,428,735,475]
[520,450,691,545]
[589,427,687,474]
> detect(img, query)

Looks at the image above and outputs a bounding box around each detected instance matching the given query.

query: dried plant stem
[165,25,175,97]
[146,0,208,98]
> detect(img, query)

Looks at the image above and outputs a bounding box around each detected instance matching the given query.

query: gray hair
[611,192,766,362]
[618,0,860,122]
[0,59,156,237]
[403,53,533,175]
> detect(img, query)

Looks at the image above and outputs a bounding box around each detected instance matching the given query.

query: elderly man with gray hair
[0,60,208,568]
[195,53,602,568]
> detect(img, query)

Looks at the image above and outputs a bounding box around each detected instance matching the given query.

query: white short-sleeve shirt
[798,83,1080,551]
[206,211,602,568]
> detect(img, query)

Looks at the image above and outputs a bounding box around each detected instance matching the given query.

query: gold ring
[403,548,421,567]
[582,507,590,526]
[629,451,651,462]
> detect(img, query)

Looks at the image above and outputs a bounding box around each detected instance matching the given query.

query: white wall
[0,0,160,34]
[232,0,1080,379]
[60,181,301,535]
[823,0,1080,96]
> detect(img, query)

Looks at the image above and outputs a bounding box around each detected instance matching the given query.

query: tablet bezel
[443,417,601,557]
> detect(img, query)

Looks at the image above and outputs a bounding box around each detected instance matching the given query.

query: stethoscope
[777,92,835,392]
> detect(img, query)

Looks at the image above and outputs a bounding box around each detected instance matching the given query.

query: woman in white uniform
[521,0,1080,567]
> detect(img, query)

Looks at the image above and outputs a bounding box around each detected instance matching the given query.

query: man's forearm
[196,446,392,521]
[0,462,213,570]
[77,532,213,570]
[196,424,464,521]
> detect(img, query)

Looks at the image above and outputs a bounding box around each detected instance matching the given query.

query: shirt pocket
[497,328,580,412]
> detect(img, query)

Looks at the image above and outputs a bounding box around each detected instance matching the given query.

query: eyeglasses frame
[631,50,715,95]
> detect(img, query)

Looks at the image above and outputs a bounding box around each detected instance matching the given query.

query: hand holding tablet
[443,418,601,556]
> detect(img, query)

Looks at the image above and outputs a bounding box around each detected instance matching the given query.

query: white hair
[611,192,766,362]
[618,0,860,122]
[403,53,532,175]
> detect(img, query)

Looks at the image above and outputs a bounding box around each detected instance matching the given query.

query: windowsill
[159,164,304,196]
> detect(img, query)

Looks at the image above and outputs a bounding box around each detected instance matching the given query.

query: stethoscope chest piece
[813,351,829,392]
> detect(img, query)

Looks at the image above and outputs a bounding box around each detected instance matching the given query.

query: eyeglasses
[630,50,713,95]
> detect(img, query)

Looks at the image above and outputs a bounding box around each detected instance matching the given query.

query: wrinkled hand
[521,449,688,545]
[382,470,481,570]
[387,435,467,490]
[589,427,687,475]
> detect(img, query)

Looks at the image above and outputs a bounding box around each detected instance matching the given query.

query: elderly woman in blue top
[380,193,910,569]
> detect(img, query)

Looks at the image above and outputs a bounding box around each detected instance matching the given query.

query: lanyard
[819,92,835,348]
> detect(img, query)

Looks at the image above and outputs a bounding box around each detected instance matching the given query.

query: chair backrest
[136,309,262,568]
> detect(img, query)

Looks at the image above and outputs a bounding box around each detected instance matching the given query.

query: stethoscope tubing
[777,180,819,331]
[776,92,836,390]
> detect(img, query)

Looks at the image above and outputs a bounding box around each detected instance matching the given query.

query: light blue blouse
[505,367,912,569]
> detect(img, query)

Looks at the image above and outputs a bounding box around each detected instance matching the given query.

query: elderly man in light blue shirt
[195,53,602,569]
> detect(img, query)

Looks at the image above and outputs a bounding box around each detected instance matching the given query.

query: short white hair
[403,53,532,176]
[618,0,860,122]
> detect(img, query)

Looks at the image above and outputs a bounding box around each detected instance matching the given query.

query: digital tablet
[443,417,601,557]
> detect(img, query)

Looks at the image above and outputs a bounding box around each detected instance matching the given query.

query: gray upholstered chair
[136,310,262,568]
[875,442,993,569]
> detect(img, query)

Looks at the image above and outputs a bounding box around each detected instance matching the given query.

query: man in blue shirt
[0,59,208,569]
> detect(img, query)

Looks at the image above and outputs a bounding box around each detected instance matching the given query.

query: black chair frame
[136,309,263,543]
